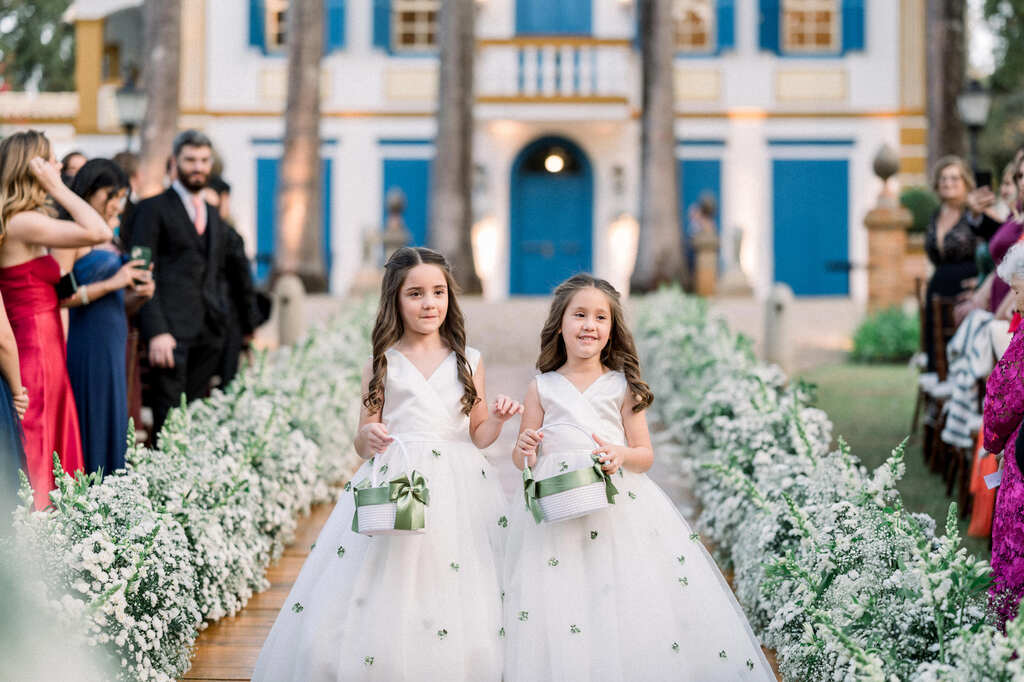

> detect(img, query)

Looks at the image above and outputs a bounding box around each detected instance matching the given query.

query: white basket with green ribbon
[351,435,429,536]
[523,421,619,523]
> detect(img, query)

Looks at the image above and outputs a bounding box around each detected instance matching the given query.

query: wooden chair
[924,295,959,476]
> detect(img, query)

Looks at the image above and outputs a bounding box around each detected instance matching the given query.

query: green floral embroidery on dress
[719,650,727,659]
[746,659,755,670]
[337,545,346,558]
[378,463,389,476]
[518,611,529,621]
[481,469,487,478]
[628,491,637,500]
[292,602,304,613]
[548,557,559,567]
[499,627,505,638]
[677,554,686,565]
[344,481,352,492]
[689,532,700,542]
[570,624,581,634]
[498,516,508,528]
[310,542,316,550]
[437,629,448,639]
[559,461,569,472]
[672,642,680,653]
[450,562,460,572]
[432,449,442,458]
[500,591,505,601]
[590,530,598,540]
[678,577,688,586]
[618,469,624,478]
[364,656,374,667]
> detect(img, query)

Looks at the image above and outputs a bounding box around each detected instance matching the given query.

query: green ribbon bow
[351,471,430,532]
[523,455,618,524]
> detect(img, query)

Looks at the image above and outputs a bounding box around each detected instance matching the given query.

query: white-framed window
[393,0,440,51]
[266,0,289,50]
[782,0,839,53]
[673,0,714,52]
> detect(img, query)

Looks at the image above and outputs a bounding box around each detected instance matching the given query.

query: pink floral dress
[983,330,1024,627]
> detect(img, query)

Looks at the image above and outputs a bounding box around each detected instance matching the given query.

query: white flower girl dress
[253,346,508,681]
[503,370,775,681]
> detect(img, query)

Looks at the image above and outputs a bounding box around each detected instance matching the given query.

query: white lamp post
[115,76,146,153]
[956,79,992,173]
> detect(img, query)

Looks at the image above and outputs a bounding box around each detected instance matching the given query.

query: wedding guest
[60,151,86,185]
[54,159,154,476]
[923,156,1001,371]
[111,151,141,241]
[125,130,230,436]
[0,130,112,509]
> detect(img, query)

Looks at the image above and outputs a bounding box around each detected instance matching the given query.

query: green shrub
[900,186,940,233]
[850,307,919,363]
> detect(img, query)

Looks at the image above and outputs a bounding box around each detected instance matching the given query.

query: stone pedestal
[764,283,795,374]
[693,230,720,297]
[864,197,913,311]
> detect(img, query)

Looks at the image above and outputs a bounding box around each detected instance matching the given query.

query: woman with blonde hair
[923,155,1001,371]
[0,130,112,509]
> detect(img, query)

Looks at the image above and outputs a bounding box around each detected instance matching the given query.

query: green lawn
[797,363,990,559]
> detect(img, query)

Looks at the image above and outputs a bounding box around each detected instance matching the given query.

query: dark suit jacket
[221,223,260,336]
[126,188,229,342]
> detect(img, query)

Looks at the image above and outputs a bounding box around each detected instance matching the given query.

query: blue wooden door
[678,159,722,235]
[516,0,591,35]
[255,157,333,282]
[510,138,592,295]
[381,158,431,247]
[772,159,849,296]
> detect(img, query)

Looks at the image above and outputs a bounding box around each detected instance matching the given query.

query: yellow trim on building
[900,157,927,174]
[74,18,104,134]
[900,128,927,145]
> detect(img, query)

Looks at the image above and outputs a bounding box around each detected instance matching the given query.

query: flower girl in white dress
[253,247,522,682]
[504,274,775,681]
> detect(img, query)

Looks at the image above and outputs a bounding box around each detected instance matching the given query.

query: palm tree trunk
[137,0,181,199]
[275,0,327,291]
[429,0,482,293]
[926,0,967,171]
[631,0,685,294]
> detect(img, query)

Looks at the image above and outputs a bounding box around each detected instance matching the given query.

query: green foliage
[984,0,1024,93]
[850,307,919,364]
[899,186,940,234]
[0,0,75,92]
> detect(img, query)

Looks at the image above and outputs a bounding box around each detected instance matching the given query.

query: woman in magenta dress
[0,131,113,509]
[984,241,1024,627]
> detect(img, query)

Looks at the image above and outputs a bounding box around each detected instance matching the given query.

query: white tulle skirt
[252,436,509,682]
[502,466,776,682]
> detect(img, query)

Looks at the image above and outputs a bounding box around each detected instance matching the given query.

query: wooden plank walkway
[182,503,334,681]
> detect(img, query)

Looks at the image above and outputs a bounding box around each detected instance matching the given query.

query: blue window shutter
[759,0,780,54]
[325,0,345,52]
[249,0,266,52]
[716,0,735,53]
[842,0,865,52]
[373,0,390,50]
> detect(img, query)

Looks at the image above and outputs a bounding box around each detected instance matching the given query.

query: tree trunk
[429,0,482,293]
[631,0,685,294]
[926,0,967,171]
[137,0,181,199]
[274,0,327,292]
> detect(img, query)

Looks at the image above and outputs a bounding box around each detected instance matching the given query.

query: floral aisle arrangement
[632,288,1024,681]
[8,301,373,682]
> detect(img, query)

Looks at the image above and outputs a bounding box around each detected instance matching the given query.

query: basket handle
[536,420,598,458]
[370,432,412,487]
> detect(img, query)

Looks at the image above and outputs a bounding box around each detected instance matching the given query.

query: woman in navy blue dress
[0,289,27,519]
[55,159,154,476]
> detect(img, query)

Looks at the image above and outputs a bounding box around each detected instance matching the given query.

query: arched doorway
[509,136,593,295]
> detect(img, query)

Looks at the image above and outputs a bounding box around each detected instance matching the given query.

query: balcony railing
[476,37,632,104]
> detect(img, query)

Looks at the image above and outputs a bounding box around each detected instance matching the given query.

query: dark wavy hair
[362,246,478,416]
[537,273,653,412]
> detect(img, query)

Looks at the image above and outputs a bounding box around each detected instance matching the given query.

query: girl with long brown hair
[0,130,111,510]
[503,273,774,681]
[254,246,520,681]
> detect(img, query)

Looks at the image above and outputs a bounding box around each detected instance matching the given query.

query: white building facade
[5,0,928,301]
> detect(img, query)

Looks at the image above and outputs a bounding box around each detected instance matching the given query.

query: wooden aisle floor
[182,502,334,681]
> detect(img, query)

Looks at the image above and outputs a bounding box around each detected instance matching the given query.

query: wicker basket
[352,435,429,536]
[524,421,618,524]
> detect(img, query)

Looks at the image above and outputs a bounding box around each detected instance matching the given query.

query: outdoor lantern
[957,79,992,129]
[115,77,146,152]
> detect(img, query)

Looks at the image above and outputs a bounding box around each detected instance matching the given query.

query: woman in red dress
[0,131,112,509]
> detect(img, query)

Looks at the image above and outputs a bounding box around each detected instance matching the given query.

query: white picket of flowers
[633,288,1024,681]
[8,300,373,682]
